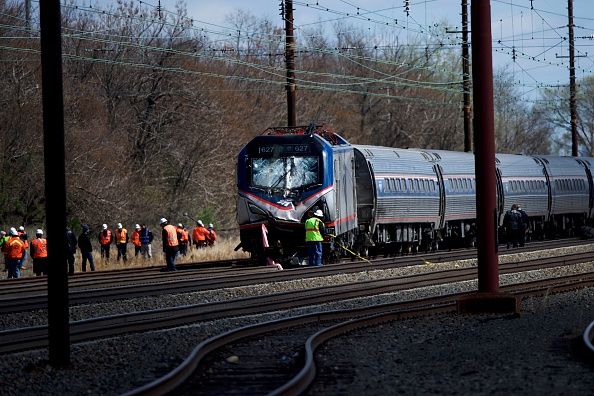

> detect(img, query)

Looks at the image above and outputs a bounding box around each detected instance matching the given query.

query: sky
[93,0,594,99]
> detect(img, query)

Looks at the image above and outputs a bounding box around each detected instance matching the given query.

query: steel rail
[125,275,594,396]
[2,253,594,355]
[0,237,585,291]
[2,240,591,314]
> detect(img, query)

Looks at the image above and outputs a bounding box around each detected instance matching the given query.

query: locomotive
[236,125,594,263]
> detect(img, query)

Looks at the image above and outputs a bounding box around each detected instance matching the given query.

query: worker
[99,224,112,261]
[160,218,179,272]
[30,229,48,276]
[78,224,95,272]
[305,209,326,267]
[176,223,189,256]
[66,227,78,275]
[131,224,142,257]
[5,228,25,278]
[114,222,128,262]
[139,224,153,260]
[206,223,217,247]
[503,204,522,249]
[0,230,8,271]
[17,226,29,270]
[192,220,208,249]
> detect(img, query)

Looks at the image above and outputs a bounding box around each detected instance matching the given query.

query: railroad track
[1,239,590,314]
[1,251,593,355]
[124,274,594,396]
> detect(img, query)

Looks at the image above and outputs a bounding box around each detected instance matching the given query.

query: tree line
[0,0,591,230]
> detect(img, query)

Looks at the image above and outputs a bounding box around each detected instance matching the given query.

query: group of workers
[0,219,217,278]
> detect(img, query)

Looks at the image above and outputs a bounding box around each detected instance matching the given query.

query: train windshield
[251,156,319,191]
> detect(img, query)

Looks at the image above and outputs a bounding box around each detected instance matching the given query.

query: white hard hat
[18,226,24,232]
[102,224,107,230]
[314,209,323,217]
[208,223,214,229]
[0,231,5,236]
[197,220,204,227]
[9,227,18,236]
[160,217,168,225]
[117,223,123,229]
[178,223,183,228]
[135,224,140,229]
[36,229,43,236]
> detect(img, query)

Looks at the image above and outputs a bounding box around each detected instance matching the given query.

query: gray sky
[94,0,594,99]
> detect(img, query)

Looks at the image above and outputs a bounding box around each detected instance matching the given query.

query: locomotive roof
[261,125,349,146]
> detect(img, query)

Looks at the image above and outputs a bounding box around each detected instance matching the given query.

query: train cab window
[251,156,319,191]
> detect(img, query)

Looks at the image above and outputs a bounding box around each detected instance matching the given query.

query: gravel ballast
[1,245,594,395]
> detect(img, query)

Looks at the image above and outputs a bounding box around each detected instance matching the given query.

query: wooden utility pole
[462,0,472,152]
[283,0,296,126]
[25,0,31,30]
[568,0,578,156]
[446,0,472,152]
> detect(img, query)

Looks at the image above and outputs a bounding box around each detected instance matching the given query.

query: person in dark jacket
[139,224,154,260]
[503,204,522,249]
[66,228,78,275]
[78,224,95,272]
[517,204,529,247]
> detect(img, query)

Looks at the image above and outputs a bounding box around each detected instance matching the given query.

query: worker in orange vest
[115,223,128,262]
[131,224,142,257]
[176,223,189,256]
[30,229,48,276]
[192,220,208,249]
[206,223,217,247]
[99,224,112,261]
[160,218,179,272]
[5,228,25,278]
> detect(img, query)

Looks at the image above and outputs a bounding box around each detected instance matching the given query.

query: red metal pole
[471,0,499,292]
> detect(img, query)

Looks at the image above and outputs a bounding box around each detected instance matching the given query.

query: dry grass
[7,237,250,278]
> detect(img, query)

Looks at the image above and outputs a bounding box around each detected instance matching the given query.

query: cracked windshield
[252,156,318,190]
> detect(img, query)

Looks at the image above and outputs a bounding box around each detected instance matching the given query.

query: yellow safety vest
[305,217,323,242]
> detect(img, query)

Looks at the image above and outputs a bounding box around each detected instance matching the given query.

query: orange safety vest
[6,236,25,260]
[131,230,141,247]
[18,231,29,248]
[206,230,217,243]
[178,229,189,243]
[100,230,112,246]
[192,226,208,241]
[164,224,179,247]
[115,228,128,244]
[31,238,48,258]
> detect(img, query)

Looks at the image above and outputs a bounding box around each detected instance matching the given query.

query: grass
[3,236,250,278]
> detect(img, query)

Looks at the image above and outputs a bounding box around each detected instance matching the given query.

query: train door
[495,168,505,225]
[434,164,446,229]
[578,159,594,218]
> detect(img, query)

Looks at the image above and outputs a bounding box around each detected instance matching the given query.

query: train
[236,125,594,264]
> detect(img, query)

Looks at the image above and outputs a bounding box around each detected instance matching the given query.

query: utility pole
[462,0,471,152]
[283,0,296,127]
[446,0,472,152]
[568,0,578,156]
[25,0,31,30]
[40,0,70,366]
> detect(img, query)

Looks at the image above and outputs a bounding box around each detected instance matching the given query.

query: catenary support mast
[40,0,70,366]
[471,0,498,293]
